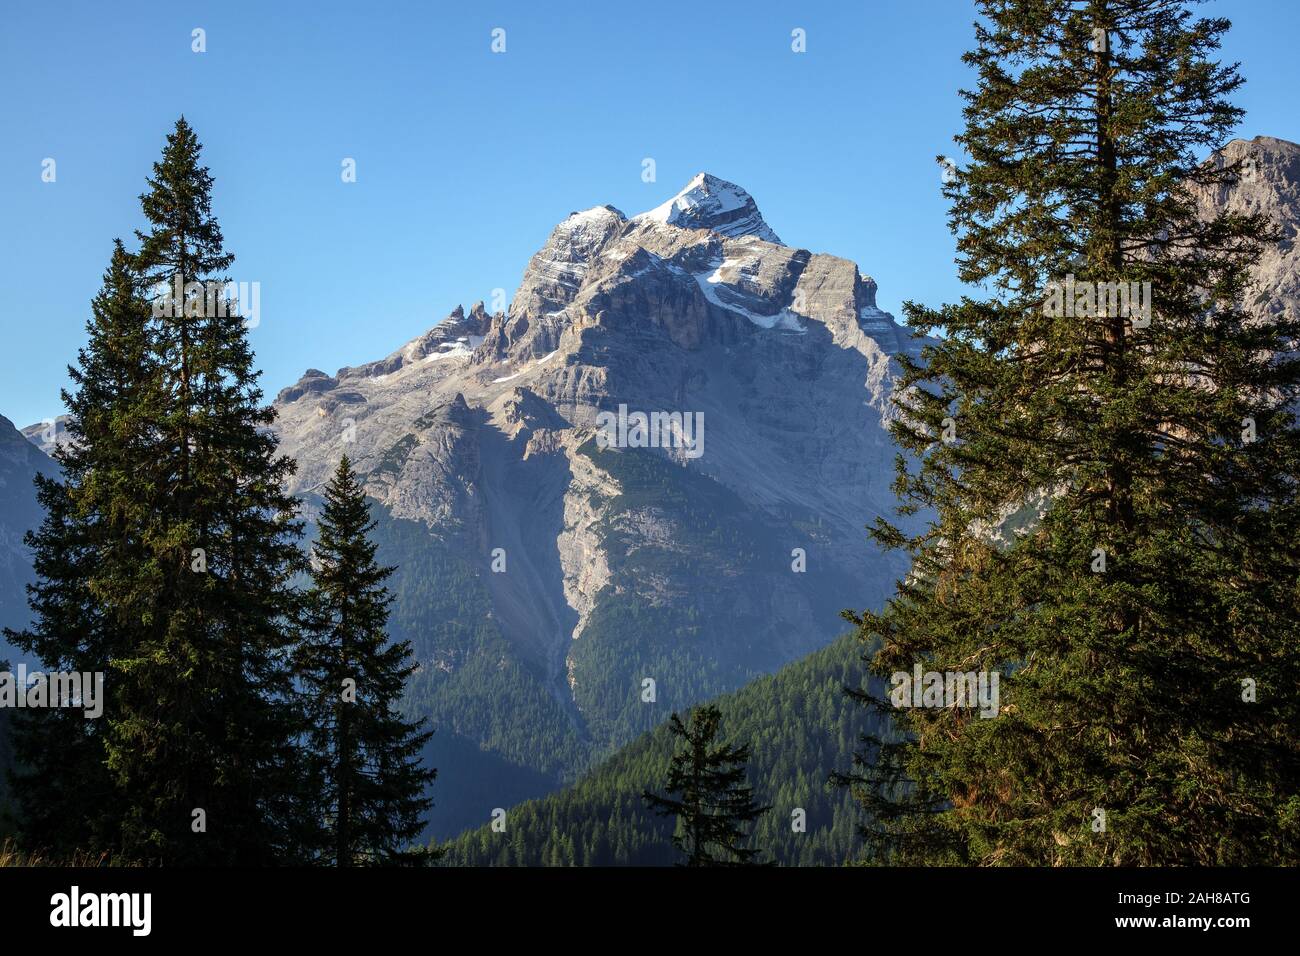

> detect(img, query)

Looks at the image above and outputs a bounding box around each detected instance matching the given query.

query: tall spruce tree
[5,241,157,857]
[642,705,770,866]
[300,456,436,866]
[841,0,1300,864]
[99,117,312,864]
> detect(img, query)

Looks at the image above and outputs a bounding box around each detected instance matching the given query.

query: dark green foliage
[843,0,1300,865]
[105,118,312,865]
[9,119,315,864]
[300,457,436,865]
[643,704,771,866]
[441,635,878,866]
[5,241,154,857]
[567,591,728,749]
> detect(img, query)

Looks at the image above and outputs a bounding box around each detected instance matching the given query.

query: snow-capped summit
[635,172,783,245]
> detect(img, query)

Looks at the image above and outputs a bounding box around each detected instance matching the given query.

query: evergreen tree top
[134,116,234,285]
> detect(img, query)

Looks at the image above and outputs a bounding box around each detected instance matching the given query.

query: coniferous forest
[0,0,1297,939]
[3,121,434,866]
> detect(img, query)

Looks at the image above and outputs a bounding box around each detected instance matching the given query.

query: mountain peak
[635,172,782,245]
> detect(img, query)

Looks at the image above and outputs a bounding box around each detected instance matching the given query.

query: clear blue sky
[1,0,1296,428]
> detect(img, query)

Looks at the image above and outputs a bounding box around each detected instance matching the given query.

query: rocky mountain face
[0,415,58,664]
[1191,136,1300,326]
[267,172,923,836]
[19,415,70,458]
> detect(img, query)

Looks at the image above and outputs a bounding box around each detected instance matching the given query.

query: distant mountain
[0,415,58,664]
[18,416,69,459]
[263,172,924,837]
[1191,136,1300,326]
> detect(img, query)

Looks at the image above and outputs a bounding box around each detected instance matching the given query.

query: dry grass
[0,838,114,867]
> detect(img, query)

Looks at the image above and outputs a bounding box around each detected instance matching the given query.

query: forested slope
[440,634,882,866]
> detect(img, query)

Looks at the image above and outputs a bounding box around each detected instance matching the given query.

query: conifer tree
[300,456,436,865]
[842,0,1300,864]
[102,117,312,864]
[5,241,156,857]
[642,705,770,866]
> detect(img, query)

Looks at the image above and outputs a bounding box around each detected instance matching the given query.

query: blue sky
[1,0,1297,428]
